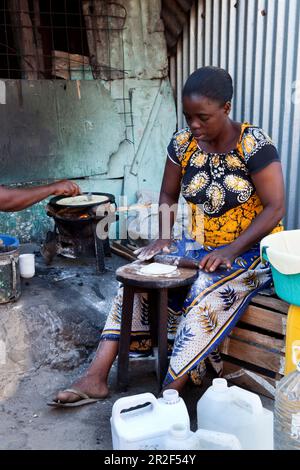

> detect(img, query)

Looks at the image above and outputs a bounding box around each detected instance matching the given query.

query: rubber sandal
[47,388,100,408]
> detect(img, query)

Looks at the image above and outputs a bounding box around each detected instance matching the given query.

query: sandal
[47,388,101,408]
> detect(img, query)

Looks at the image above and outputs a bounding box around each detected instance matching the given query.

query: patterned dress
[102,122,284,386]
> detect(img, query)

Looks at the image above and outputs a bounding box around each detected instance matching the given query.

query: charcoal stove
[41,192,116,273]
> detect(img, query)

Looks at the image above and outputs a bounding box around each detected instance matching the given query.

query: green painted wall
[0,80,125,184]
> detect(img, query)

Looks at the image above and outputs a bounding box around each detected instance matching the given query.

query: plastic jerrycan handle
[112,393,159,424]
[230,386,263,415]
[261,245,269,262]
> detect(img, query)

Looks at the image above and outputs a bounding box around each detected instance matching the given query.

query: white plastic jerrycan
[197,378,273,450]
[111,390,190,450]
[163,424,242,450]
[163,424,199,450]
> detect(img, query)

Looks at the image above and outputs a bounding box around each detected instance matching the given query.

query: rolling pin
[154,254,229,270]
[154,254,200,270]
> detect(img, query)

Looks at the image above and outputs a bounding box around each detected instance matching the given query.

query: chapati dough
[140,263,178,276]
[56,195,109,206]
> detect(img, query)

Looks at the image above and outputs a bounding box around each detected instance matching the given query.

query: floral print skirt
[101,236,272,386]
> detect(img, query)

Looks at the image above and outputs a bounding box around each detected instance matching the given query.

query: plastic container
[0,235,21,304]
[163,424,242,450]
[110,390,190,450]
[284,305,300,375]
[19,253,35,279]
[197,378,273,450]
[260,230,300,306]
[0,234,19,249]
[274,341,300,450]
[163,424,199,450]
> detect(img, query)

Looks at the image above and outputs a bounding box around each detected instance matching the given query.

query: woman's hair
[182,66,233,106]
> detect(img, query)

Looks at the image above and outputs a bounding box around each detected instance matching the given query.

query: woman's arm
[135,158,182,260]
[200,162,286,272]
[0,180,81,212]
[158,159,182,238]
[229,162,285,254]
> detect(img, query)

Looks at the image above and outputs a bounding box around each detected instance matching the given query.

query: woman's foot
[54,373,109,404]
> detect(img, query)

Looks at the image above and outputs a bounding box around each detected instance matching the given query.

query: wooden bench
[221,292,289,399]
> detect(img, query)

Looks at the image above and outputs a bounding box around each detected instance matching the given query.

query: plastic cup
[19,254,35,279]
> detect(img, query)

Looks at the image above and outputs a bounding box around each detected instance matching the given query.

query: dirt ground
[0,361,274,450]
[0,346,203,449]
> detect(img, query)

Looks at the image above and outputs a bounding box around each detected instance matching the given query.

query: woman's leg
[54,260,209,404]
[164,254,273,388]
[55,340,118,403]
[163,374,189,394]
[54,285,152,403]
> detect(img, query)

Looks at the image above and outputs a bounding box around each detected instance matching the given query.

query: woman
[51,67,285,406]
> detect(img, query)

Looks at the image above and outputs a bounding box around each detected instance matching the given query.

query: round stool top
[116,261,198,289]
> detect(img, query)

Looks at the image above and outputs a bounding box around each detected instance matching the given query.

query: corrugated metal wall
[169,0,300,229]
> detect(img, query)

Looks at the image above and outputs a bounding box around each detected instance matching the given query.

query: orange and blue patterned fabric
[167,123,283,246]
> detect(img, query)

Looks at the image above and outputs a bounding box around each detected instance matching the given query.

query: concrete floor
[0,248,274,450]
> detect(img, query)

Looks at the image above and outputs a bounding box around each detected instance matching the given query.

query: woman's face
[182,94,231,143]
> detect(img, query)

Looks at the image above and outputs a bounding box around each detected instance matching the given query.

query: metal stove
[41,192,116,273]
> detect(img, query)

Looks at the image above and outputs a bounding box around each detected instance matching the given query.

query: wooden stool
[116,261,198,390]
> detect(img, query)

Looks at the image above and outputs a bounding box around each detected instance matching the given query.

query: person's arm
[228,162,285,253]
[0,180,81,212]
[200,161,285,272]
[135,158,182,260]
[159,159,182,237]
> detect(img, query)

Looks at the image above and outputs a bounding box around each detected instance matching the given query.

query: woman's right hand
[134,239,173,261]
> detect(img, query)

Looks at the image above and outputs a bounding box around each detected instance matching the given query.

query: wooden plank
[126,243,139,252]
[230,327,284,354]
[221,293,288,398]
[221,336,283,374]
[222,361,278,399]
[52,51,91,80]
[111,242,138,259]
[111,246,136,262]
[251,295,289,314]
[240,305,286,335]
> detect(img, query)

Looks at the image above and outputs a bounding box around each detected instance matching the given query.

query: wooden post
[32,0,45,79]
[157,289,169,388]
[82,0,125,80]
[117,285,135,390]
[82,0,110,80]
[9,0,39,79]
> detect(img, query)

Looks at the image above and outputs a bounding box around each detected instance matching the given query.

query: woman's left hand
[199,246,237,273]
